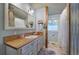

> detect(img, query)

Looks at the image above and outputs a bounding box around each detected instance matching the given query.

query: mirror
[4,3,36,30]
[28,14,35,29]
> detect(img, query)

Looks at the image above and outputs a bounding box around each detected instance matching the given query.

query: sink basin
[25,35,38,40]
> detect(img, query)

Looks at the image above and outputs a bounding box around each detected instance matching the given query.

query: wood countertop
[4,35,41,49]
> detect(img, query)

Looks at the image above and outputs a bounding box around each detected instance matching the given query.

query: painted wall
[70,4,79,55]
[0,4,35,55]
[58,4,69,53]
[35,8,45,32]
[35,7,46,47]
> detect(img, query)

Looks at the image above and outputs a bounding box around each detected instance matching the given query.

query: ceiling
[30,3,66,15]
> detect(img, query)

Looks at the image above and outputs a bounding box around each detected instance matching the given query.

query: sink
[25,35,38,40]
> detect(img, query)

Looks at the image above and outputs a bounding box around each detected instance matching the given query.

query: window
[48,20,58,31]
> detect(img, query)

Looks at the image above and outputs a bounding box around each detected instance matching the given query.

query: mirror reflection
[5,3,36,29]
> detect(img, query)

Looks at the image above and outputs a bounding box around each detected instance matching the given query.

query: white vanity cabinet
[22,39,38,55]
[5,36,44,55]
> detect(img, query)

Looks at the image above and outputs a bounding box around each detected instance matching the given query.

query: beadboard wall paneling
[70,4,79,55]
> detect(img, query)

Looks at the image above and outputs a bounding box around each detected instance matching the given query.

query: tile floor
[38,43,66,55]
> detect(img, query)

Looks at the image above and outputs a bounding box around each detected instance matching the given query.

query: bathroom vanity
[4,32,44,55]
[4,3,44,55]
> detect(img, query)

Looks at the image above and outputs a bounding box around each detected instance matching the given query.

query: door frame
[45,6,48,48]
[69,3,71,55]
[44,4,71,55]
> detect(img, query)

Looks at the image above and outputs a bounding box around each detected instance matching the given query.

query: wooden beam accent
[45,6,48,48]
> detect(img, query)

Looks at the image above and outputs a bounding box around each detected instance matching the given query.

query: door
[48,18,59,45]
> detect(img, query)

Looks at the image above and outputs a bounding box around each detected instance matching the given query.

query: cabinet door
[21,43,32,55]
[37,37,42,52]
[22,51,29,55]
[21,40,36,55]
[37,39,41,52]
[6,46,18,55]
[32,39,38,55]
[37,36,44,52]
[40,37,44,48]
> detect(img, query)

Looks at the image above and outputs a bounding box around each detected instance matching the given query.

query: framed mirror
[4,3,36,30]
